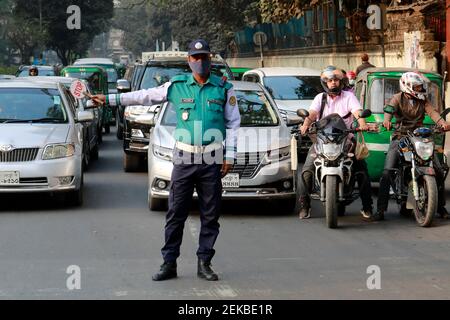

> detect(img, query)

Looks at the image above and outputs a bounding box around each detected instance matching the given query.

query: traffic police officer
[90,39,241,281]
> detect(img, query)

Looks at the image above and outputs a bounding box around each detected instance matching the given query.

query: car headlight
[153,145,173,161]
[414,141,434,161]
[42,143,75,160]
[322,143,343,161]
[124,105,152,117]
[262,146,290,165]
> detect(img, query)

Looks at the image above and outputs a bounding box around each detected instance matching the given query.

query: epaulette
[212,74,232,90]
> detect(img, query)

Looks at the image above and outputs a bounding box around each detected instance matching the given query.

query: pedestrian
[355,53,375,76]
[89,39,241,281]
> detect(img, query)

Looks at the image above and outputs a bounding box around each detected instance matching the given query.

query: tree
[168,0,260,53]
[113,0,260,55]
[13,0,114,65]
[113,0,172,56]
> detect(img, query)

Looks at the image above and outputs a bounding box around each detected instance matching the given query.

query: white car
[0,79,94,205]
[145,81,298,211]
[242,67,322,152]
[242,67,322,116]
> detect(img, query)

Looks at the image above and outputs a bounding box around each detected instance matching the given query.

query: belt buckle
[194,145,202,153]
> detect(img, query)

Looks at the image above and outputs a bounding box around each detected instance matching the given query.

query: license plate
[0,171,20,185]
[222,173,239,188]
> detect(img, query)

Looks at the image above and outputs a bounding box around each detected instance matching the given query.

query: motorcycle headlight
[124,105,152,117]
[42,143,75,160]
[322,143,343,161]
[153,145,173,162]
[414,141,434,161]
[262,146,290,164]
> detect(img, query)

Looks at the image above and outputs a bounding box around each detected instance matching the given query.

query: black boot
[298,196,311,219]
[197,259,218,281]
[152,261,177,281]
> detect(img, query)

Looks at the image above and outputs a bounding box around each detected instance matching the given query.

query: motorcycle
[295,109,372,228]
[388,111,450,227]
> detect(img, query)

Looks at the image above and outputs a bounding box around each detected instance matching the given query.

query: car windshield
[64,71,102,92]
[263,76,322,100]
[17,68,55,77]
[161,89,279,127]
[141,65,192,89]
[0,88,67,123]
[369,78,442,113]
[140,63,229,89]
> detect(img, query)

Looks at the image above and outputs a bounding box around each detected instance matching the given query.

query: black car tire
[91,144,99,161]
[124,152,141,172]
[148,194,168,211]
[97,127,103,144]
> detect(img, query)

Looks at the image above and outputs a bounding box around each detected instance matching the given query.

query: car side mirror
[77,110,94,123]
[286,114,303,126]
[297,109,310,118]
[117,79,131,93]
[360,109,372,118]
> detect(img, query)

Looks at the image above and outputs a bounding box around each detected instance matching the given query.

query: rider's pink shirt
[309,91,362,129]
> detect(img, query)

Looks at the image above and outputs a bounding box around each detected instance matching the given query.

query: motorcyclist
[298,66,374,220]
[29,65,38,76]
[374,71,450,221]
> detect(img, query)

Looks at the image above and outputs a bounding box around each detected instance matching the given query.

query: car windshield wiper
[1,117,64,123]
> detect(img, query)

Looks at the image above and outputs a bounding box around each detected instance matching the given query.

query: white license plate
[0,171,20,185]
[222,173,240,188]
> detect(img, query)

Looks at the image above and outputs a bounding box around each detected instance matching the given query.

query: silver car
[27,76,102,169]
[145,81,296,211]
[0,80,94,205]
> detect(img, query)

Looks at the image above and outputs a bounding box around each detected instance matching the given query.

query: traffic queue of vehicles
[0,57,447,228]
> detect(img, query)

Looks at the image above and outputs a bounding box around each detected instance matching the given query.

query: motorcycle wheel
[325,175,338,228]
[414,175,437,227]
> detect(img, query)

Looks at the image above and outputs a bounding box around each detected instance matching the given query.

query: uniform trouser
[377,139,446,212]
[161,149,223,263]
[298,145,373,211]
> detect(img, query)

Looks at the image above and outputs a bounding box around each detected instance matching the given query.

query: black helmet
[320,65,344,94]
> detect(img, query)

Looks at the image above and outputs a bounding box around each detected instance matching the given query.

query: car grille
[230,152,264,179]
[20,177,48,184]
[0,148,39,162]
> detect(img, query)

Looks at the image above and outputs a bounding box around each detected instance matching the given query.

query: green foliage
[113,0,260,55]
[0,65,17,75]
[12,0,114,65]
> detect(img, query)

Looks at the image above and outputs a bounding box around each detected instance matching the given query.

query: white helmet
[399,71,428,101]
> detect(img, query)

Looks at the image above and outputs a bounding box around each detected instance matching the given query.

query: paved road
[0,128,450,299]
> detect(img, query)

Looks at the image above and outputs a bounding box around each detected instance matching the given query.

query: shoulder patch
[229,96,237,106]
[171,75,188,83]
